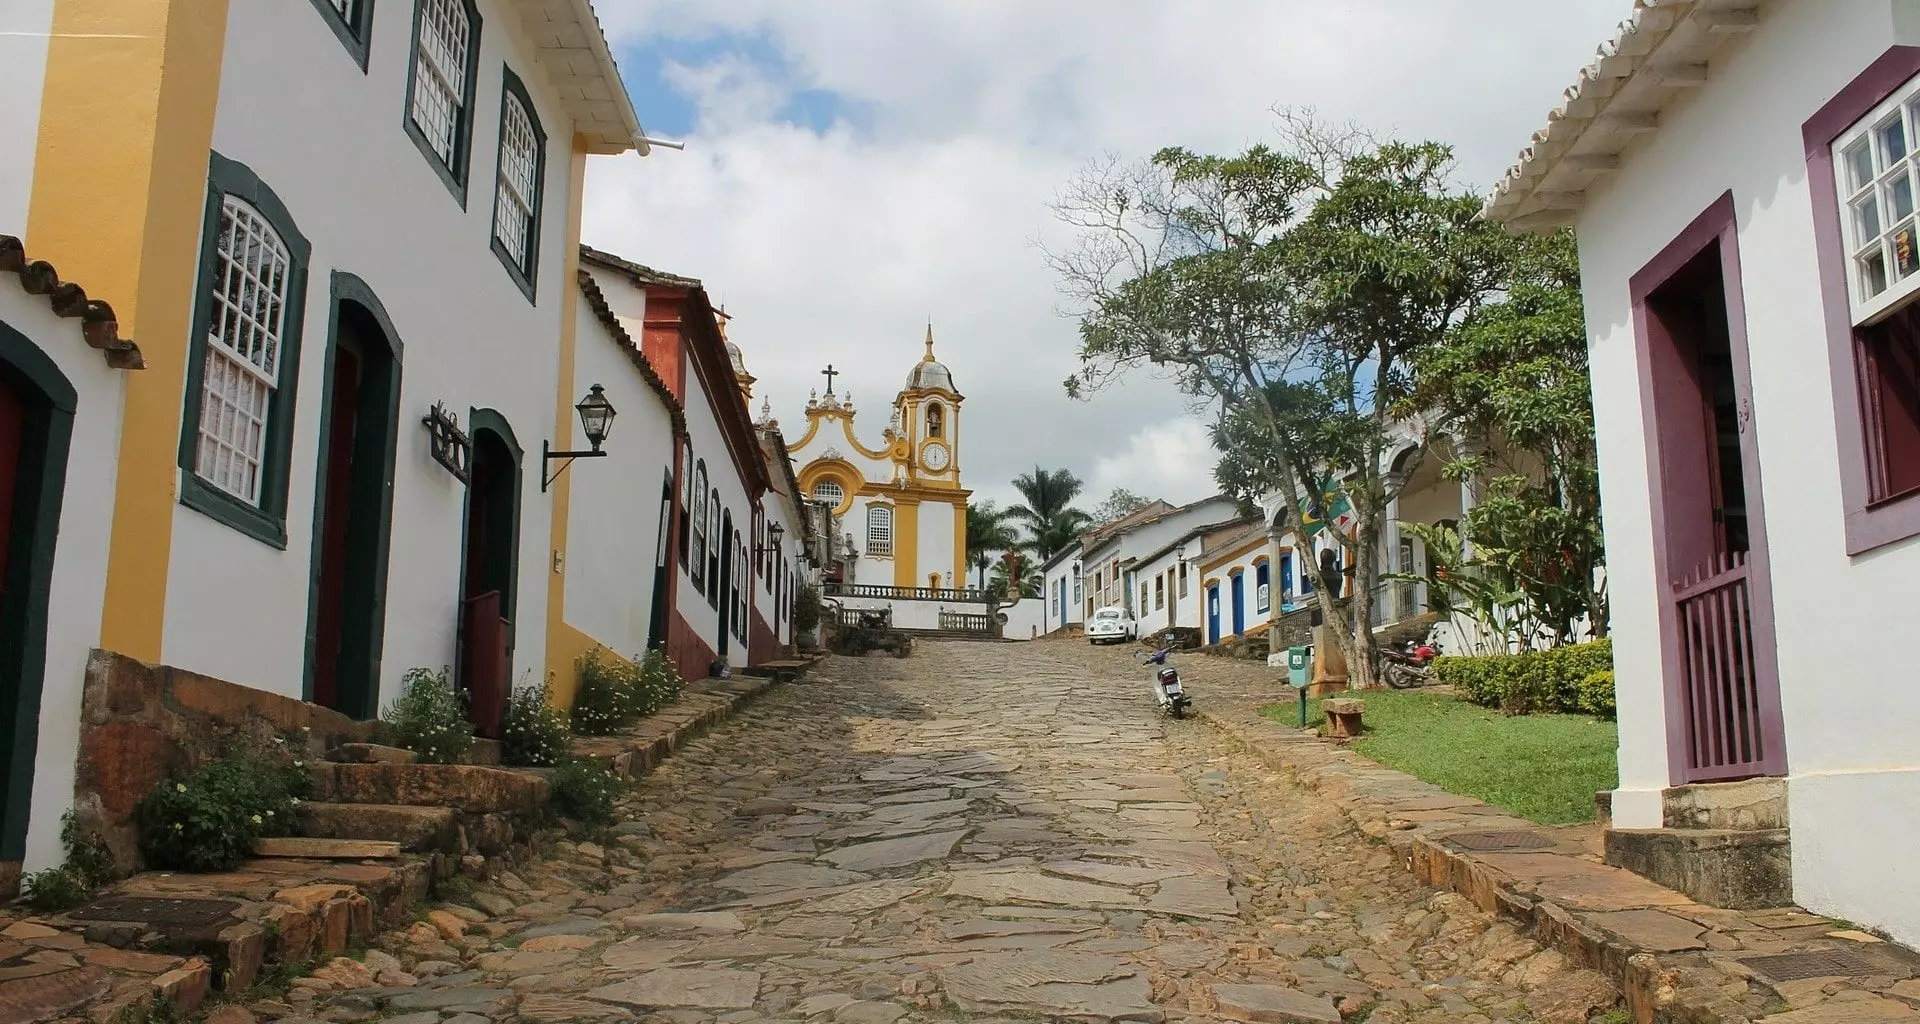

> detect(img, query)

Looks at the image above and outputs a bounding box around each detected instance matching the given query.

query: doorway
[1230,573,1245,637]
[459,413,521,739]
[306,280,401,720]
[0,322,77,880]
[1635,195,1786,783]
[1206,583,1221,645]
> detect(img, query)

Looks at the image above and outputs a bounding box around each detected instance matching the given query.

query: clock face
[922,441,950,472]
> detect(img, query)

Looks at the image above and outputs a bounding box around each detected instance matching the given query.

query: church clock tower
[898,325,962,487]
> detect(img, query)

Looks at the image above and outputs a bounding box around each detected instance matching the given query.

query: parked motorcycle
[1379,631,1439,690]
[1134,645,1192,718]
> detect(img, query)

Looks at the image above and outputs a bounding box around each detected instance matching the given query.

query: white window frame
[492,85,540,277]
[866,505,894,558]
[1834,74,1920,324]
[812,479,844,508]
[410,0,473,170]
[196,196,293,505]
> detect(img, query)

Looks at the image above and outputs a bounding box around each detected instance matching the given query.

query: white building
[787,330,977,625]
[1040,540,1085,635]
[1078,496,1240,621]
[1488,0,1920,943]
[2,0,650,879]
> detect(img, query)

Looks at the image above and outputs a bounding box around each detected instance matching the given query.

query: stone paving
[238,640,1624,1024]
[1045,637,1920,1024]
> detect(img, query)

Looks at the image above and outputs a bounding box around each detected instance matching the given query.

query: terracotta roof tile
[0,235,143,369]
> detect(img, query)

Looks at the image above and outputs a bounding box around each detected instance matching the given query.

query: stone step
[310,763,547,815]
[297,803,458,852]
[328,742,417,764]
[253,836,403,859]
[462,738,503,766]
[1604,826,1792,910]
[1662,777,1788,831]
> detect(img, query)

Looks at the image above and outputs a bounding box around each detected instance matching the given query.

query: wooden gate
[1671,553,1779,780]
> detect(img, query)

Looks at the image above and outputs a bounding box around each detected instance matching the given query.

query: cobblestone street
[280,641,1613,1024]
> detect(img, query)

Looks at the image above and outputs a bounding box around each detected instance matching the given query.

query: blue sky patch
[616,30,868,138]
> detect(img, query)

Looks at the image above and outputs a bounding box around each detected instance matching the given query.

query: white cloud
[1087,416,1221,509]
[580,2,1629,510]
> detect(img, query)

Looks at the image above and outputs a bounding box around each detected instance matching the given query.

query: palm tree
[989,550,1043,600]
[1007,466,1092,560]
[965,501,1020,590]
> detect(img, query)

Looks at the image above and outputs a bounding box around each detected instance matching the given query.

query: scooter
[1134,645,1192,718]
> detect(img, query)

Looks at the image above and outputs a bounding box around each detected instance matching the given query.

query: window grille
[812,479,844,507]
[866,506,894,557]
[493,92,539,271]
[411,0,471,166]
[196,197,291,504]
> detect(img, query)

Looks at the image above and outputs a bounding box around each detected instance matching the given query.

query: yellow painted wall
[892,499,920,587]
[29,0,231,660]
[544,136,599,710]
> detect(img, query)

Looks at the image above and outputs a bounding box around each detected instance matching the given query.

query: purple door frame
[1628,191,1789,784]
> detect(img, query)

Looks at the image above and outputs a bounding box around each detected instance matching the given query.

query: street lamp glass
[770,522,786,545]
[577,384,616,450]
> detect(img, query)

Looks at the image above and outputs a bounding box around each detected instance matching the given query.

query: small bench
[1322,697,1365,739]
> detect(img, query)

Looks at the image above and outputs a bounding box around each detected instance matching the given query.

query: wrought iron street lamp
[542,384,617,492]
[754,521,786,558]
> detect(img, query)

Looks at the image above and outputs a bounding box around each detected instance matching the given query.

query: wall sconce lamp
[542,384,616,492]
[753,521,787,558]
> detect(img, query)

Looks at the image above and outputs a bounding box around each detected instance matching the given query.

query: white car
[1086,606,1138,645]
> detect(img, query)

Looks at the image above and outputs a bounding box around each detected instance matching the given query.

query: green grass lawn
[1259,689,1618,826]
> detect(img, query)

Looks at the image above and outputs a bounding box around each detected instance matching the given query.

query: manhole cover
[1740,950,1895,982]
[1444,830,1557,852]
[68,896,241,927]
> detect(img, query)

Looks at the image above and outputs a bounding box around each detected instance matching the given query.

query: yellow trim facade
[891,499,920,588]
[31,0,232,659]
[1199,535,1268,575]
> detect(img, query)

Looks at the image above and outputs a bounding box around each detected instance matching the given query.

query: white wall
[1573,0,1920,943]
[162,0,584,705]
[1000,598,1045,640]
[1200,542,1268,641]
[564,297,674,658]
[753,479,805,650]
[0,0,50,235]
[1040,546,1084,633]
[0,288,128,872]
[917,499,958,586]
[677,346,756,668]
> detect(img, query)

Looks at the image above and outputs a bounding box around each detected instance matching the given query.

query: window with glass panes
[492,83,542,284]
[866,506,894,557]
[197,197,293,504]
[410,0,474,169]
[812,479,843,508]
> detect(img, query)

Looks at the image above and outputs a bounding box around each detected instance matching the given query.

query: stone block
[297,802,455,852]
[326,763,547,814]
[216,923,266,991]
[264,904,314,963]
[1662,777,1788,831]
[1211,982,1342,1022]
[253,837,403,860]
[327,743,417,764]
[1321,698,1364,740]
[1604,826,1792,910]
[150,959,211,1012]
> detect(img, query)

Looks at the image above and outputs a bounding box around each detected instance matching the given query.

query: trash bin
[1286,646,1310,689]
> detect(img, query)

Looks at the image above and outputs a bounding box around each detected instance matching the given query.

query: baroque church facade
[787,330,970,592]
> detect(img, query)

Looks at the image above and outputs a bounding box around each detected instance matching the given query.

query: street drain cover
[69,896,241,927]
[1740,950,1896,982]
[1444,830,1557,852]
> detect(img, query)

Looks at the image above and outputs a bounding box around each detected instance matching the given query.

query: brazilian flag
[1297,479,1355,539]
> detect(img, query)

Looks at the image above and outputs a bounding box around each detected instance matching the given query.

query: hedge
[1432,638,1614,718]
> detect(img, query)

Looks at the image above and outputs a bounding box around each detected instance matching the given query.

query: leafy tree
[1403,230,1605,643]
[1089,487,1151,526]
[1046,111,1517,686]
[1007,466,1093,559]
[965,501,1020,590]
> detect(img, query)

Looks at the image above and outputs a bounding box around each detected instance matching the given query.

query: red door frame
[1628,191,1789,784]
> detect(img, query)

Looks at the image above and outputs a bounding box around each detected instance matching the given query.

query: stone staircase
[898,627,1015,643]
[1603,776,1793,909]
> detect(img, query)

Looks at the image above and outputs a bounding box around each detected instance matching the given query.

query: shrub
[1434,638,1613,717]
[384,666,474,765]
[137,750,305,872]
[794,583,822,635]
[572,649,646,735]
[549,758,622,826]
[636,648,683,716]
[1578,669,1617,719]
[21,810,118,910]
[503,679,572,767]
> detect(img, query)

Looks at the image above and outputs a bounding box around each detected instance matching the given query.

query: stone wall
[76,649,375,869]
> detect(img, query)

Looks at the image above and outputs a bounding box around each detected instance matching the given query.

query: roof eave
[1484,0,1769,235]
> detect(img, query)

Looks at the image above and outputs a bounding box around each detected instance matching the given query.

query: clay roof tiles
[0,235,143,370]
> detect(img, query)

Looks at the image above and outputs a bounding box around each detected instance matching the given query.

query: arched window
[866,505,894,557]
[812,479,844,508]
[925,402,944,438]
[707,490,722,605]
[679,441,693,569]
[491,71,546,291]
[194,194,298,507]
[691,461,709,589]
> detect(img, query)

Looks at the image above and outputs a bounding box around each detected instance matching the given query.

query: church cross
[821,364,840,395]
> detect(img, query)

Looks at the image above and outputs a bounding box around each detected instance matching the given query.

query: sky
[578,1,1631,513]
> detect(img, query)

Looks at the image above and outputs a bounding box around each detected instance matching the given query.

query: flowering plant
[136,746,306,872]
[383,666,474,765]
[503,676,572,767]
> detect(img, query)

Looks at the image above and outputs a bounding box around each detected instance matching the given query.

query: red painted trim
[1629,192,1789,785]
[1803,46,1920,555]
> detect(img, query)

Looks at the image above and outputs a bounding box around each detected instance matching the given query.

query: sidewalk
[1185,659,1920,1024]
[0,672,785,1023]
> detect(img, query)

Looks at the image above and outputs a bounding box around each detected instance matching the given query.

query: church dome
[726,340,747,375]
[904,325,955,392]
